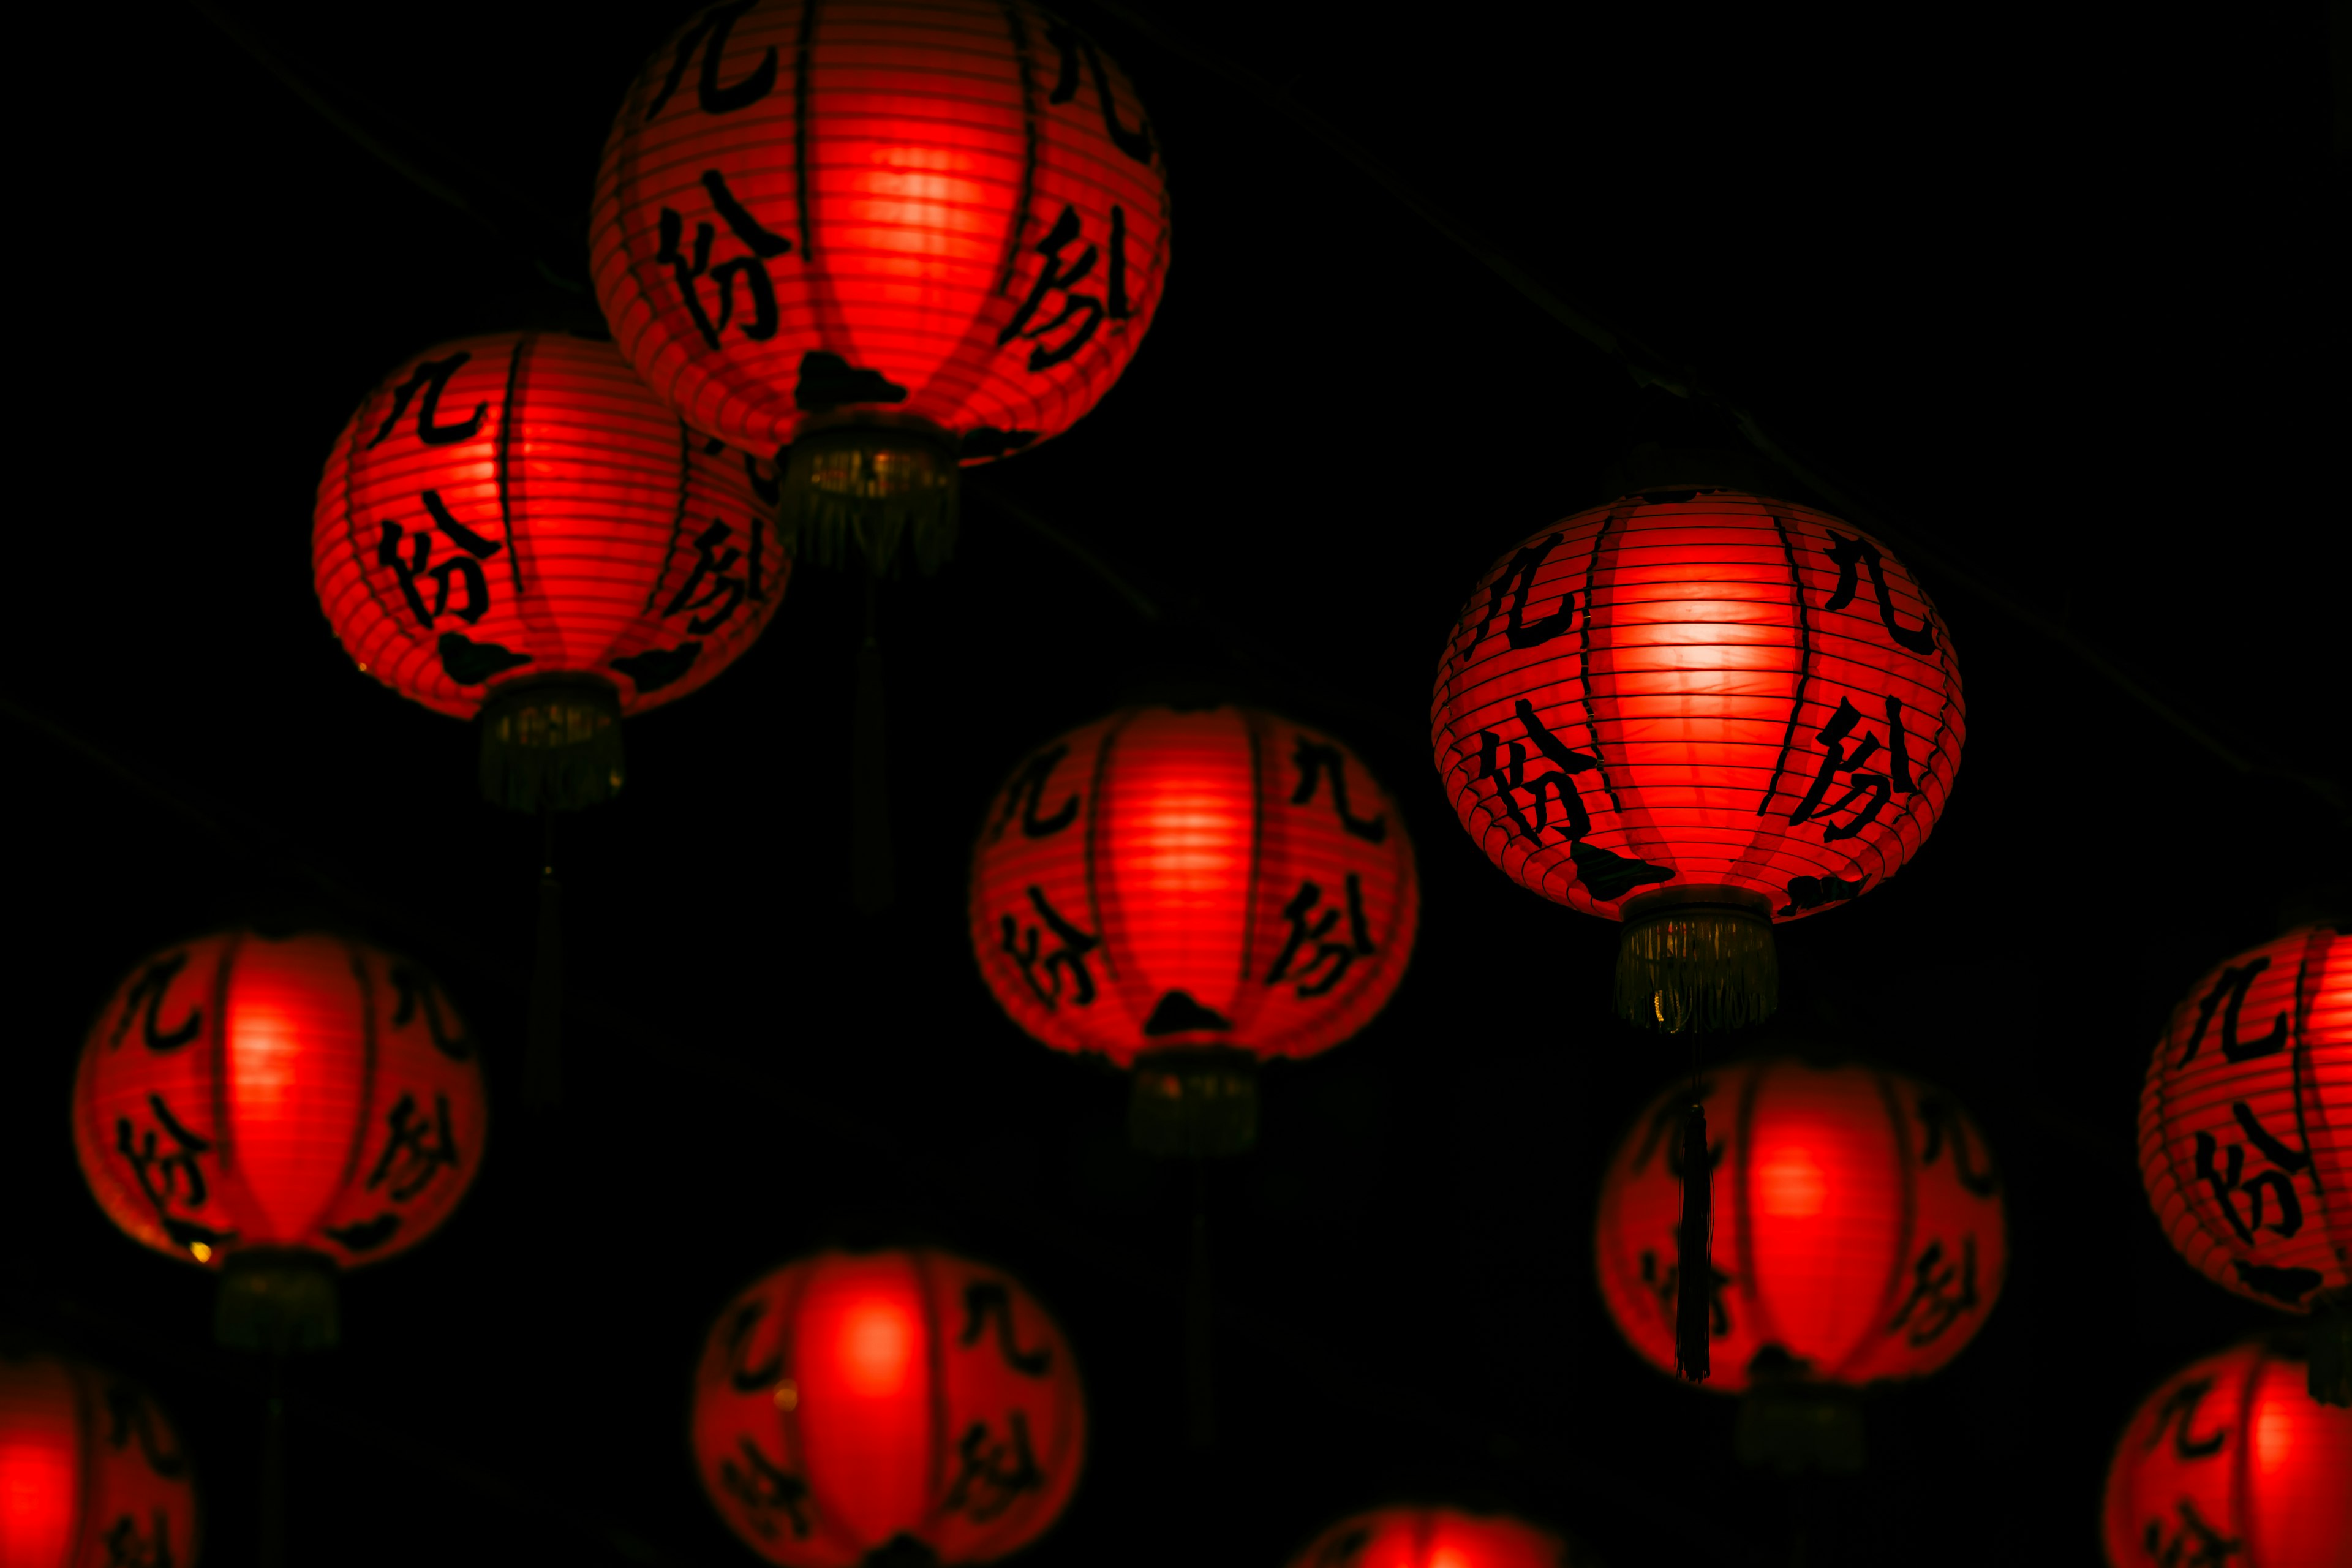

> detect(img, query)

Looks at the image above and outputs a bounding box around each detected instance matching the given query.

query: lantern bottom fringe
[2310,1290,2352,1407]
[216,1250,340,1354]
[479,680,625,813]
[861,1536,942,1568]
[1616,888,1778,1034]
[780,425,960,577]
[1129,1049,1259,1159]
[1736,1363,1866,1476]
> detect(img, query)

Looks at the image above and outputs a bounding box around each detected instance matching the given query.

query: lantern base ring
[1128,1048,1259,1159]
[478,677,625,814]
[779,419,960,577]
[215,1249,341,1354]
[1616,886,1777,1035]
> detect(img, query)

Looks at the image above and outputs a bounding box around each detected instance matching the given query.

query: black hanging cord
[1675,1036,1713,1383]
[258,1352,289,1568]
[850,578,896,914]
[1185,1159,1216,1450]
[525,807,563,1112]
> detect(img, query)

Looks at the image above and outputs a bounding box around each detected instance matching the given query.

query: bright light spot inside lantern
[1132,780,1247,889]
[1758,1145,1828,1217]
[189,1242,213,1262]
[1430,1551,1472,1568]
[861,144,985,266]
[2252,1389,2297,1476]
[772,1378,799,1412]
[838,1295,918,1397]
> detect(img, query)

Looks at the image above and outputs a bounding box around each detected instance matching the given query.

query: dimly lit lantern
[692,1247,1084,1568]
[0,1348,200,1567]
[2102,1337,2351,1567]
[313,328,787,812]
[1595,1055,2004,1435]
[1431,488,1962,1033]
[592,0,1171,575]
[72,929,488,1351]
[969,703,1418,1156]
[2141,924,2351,1403]
[1285,1504,1586,1568]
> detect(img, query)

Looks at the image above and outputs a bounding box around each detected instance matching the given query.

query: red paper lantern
[968,703,1419,1155]
[691,1247,1084,1568]
[2102,1338,2351,1568]
[1284,1505,1585,1568]
[72,929,488,1349]
[313,328,788,810]
[1595,1056,2005,1393]
[1431,488,1962,1031]
[0,1348,199,1568]
[592,0,1171,575]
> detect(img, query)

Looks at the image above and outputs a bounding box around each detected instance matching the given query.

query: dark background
[4,1,2342,1563]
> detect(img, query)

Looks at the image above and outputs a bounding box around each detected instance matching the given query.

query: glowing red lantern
[2102,1337,2351,1567]
[691,1247,1084,1567]
[968,702,1418,1155]
[1595,1055,2005,1393]
[313,328,787,811]
[1431,487,1962,1032]
[592,0,1171,575]
[0,1348,199,1567]
[2140,924,2351,1401]
[72,929,488,1349]
[1284,1505,1586,1568]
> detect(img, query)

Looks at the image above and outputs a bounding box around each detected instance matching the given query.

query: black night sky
[5,2,2342,1564]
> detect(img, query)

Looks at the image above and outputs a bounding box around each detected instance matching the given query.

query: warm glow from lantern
[1758,1144,1828,1217]
[860,145,989,265]
[840,1295,919,1397]
[0,1425,75,1567]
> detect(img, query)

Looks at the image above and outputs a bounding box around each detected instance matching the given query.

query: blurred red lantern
[592,0,1171,575]
[2102,1337,2351,1567]
[313,328,787,812]
[1595,1056,2005,1400]
[72,929,488,1350]
[0,1348,199,1568]
[1284,1505,1586,1568]
[1431,487,1962,1033]
[2140,924,2351,1403]
[968,703,1418,1155]
[691,1247,1084,1568]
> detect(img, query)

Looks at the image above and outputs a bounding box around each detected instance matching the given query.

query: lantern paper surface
[969,704,1418,1067]
[2102,1338,2352,1567]
[72,930,488,1272]
[1431,492,1962,922]
[1595,1057,2006,1392]
[0,1349,199,1568]
[592,0,1170,462]
[2141,925,2350,1311]
[314,330,785,718]
[692,1248,1085,1568]
[1285,1505,1580,1568]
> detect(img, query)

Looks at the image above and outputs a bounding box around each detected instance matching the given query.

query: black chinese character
[366,353,486,451]
[1291,737,1387,842]
[1787,695,1915,840]
[108,952,201,1054]
[962,1280,1052,1376]
[2146,1376,2229,1460]
[364,1093,459,1203]
[2174,958,2288,1068]
[390,965,472,1062]
[1265,875,1374,998]
[104,1384,188,1479]
[647,0,777,119]
[1917,1093,1999,1197]
[1042,21,1154,164]
[1887,1235,1978,1346]
[2195,1104,2310,1245]
[941,1413,1043,1522]
[660,169,793,352]
[1313,1526,1374,1568]
[2142,1499,2242,1567]
[989,746,1079,843]
[1821,529,1936,655]
[100,1510,176,1568]
[1001,888,1100,1009]
[379,491,503,630]
[725,1297,784,1392]
[719,1436,812,1539]
[1478,698,1601,845]
[117,1095,211,1215]
[664,519,750,634]
[1473,533,1577,651]
[998,203,1133,372]
[1641,1247,1732,1337]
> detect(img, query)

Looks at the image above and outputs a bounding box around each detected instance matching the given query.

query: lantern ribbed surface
[72,930,487,1274]
[2141,924,2350,1311]
[691,1247,1085,1568]
[968,704,1418,1068]
[592,0,1170,462]
[313,329,785,720]
[1285,1507,1581,1568]
[2101,1338,2352,1567]
[1431,491,1962,923]
[1595,1057,2006,1392]
[0,1349,199,1568]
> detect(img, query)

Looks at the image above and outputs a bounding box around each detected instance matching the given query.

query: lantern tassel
[1675,1098,1713,1382]
[526,810,563,1112]
[780,424,959,578]
[1618,888,1778,1034]
[851,589,895,914]
[479,679,625,813]
[1186,1162,1216,1452]
[2312,1289,2352,1407]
